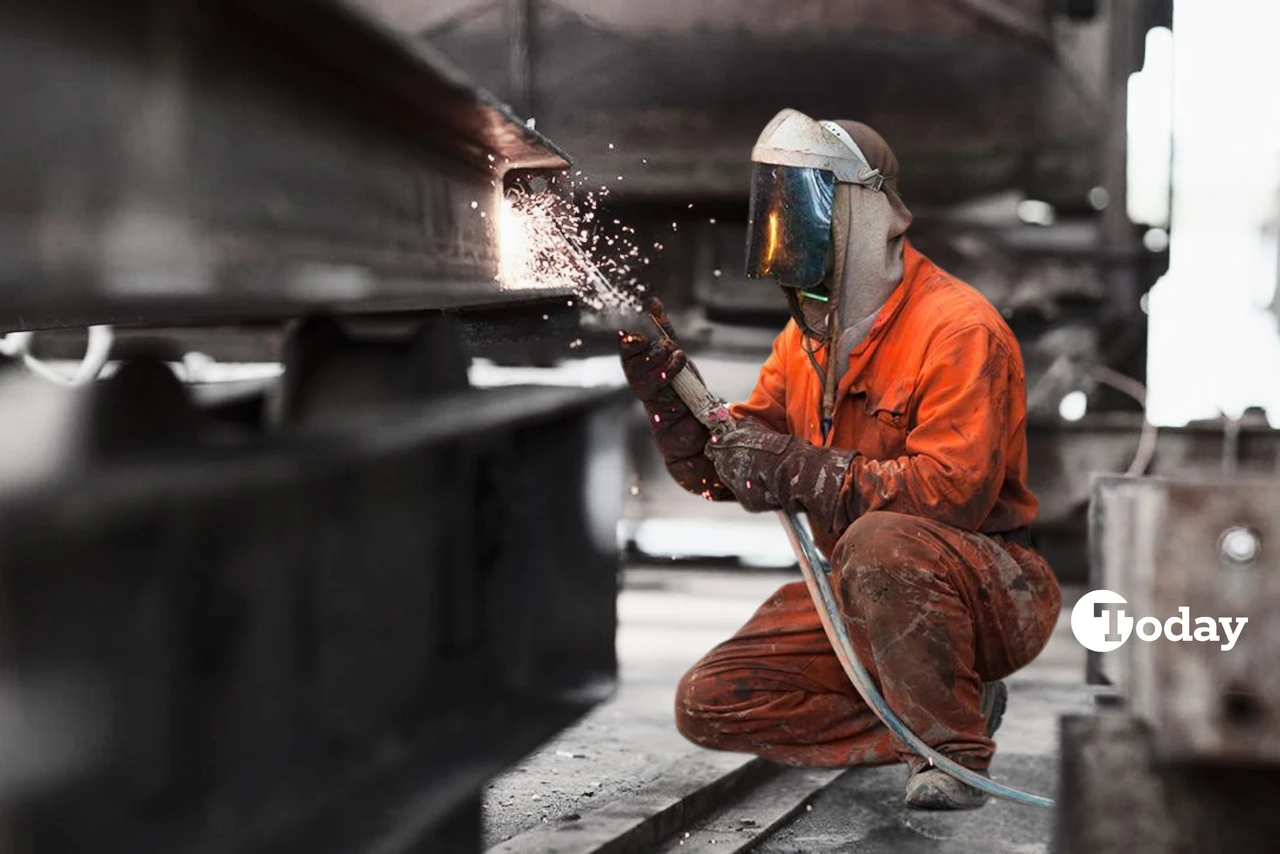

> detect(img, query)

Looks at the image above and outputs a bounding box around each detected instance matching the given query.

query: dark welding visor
[745,163,835,289]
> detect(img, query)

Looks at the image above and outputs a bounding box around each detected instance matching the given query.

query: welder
[618,109,1060,810]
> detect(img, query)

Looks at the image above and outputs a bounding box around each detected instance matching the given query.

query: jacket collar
[846,239,925,360]
[829,239,928,406]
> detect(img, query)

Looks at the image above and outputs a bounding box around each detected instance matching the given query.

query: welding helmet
[745,109,886,295]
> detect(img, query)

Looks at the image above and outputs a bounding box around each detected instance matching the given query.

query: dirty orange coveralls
[675,242,1061,771]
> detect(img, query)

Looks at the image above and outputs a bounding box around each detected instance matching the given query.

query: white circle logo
[1071,589,1134,652]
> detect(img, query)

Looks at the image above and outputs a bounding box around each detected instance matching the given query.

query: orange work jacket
[729,241,1039,558]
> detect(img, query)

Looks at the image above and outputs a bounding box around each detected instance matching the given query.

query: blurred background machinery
[0,1,625,851]
[1063,476,1280,854]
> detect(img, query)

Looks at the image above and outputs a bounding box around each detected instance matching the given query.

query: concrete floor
[482,567,1097,851]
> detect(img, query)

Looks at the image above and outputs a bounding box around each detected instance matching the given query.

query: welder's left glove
[705,422,857,531]
[619,328,734,499]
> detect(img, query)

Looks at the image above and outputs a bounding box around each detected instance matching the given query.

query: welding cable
[0,326,114,386]
[1027,355,1158,477]
[778,511,1056,808]
[71,325,115,385]
[1086,364,1158,477]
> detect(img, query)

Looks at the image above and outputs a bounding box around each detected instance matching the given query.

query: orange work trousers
[674,511,1061,770]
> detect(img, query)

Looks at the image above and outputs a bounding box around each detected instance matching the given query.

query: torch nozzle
[645,298,679,343]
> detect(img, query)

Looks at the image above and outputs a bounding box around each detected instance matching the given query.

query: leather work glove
[618,328,732,499]
[705,421,857,530]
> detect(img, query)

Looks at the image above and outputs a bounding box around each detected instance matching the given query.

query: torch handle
[669,367,735,437]
[644,299,734,437]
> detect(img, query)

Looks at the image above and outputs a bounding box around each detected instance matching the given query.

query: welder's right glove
[618,329,734,499]
[705,421,857,531]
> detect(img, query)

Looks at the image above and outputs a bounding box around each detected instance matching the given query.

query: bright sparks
[497,183,646,312]
[499,193,568,291]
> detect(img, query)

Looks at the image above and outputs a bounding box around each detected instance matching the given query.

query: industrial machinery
[0,1,625,851]
[6,1,1280,851]
[1061,475,1280,853]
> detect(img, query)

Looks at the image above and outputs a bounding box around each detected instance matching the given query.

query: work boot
[902,682,1006,811]
[904,765,991,811]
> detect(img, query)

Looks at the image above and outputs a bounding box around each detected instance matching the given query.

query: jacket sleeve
[839,325,1015,532]
[728,323,791,432]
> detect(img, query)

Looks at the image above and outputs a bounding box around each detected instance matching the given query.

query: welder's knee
[673,661,761,750]
[833,510,930,564]
[831,511,940,606]
[673,663,723,747]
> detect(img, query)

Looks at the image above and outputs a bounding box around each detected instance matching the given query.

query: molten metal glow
[497,186,645,312]
[499,194,572,291]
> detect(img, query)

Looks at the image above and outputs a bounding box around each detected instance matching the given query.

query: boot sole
[904,769,990,810]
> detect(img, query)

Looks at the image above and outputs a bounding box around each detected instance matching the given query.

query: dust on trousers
[674,511,1061,771]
